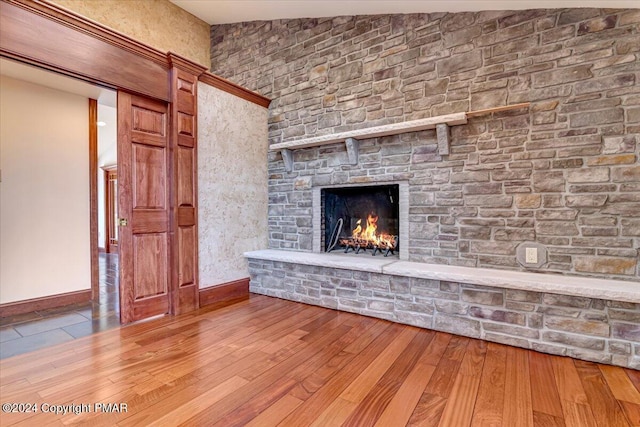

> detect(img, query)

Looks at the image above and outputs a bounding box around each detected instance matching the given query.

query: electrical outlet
[525,247,538,264]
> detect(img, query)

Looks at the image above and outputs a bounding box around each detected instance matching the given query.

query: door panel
[177,112,194,145]
[177,147,194,206]
[132,105,166,135]
[131,211,168,234]
[133,145,166,209]
[133,233,168,298]
[118,91,170,324]
[178,226,196,287]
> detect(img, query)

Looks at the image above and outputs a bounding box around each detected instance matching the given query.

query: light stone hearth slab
[386,262,640,303]
[245,249,640,303]
[245,249,396,273]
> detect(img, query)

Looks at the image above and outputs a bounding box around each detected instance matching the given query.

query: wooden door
[117,91,170,324]
[104,167,119,254]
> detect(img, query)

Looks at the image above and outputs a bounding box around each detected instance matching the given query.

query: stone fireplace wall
[211,9,640,281]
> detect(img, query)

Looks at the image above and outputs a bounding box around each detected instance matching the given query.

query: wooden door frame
[103,166,118,254]
[89,99,99,301]
[0,0,269,318]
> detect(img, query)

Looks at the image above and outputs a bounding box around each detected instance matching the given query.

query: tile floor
[0,253,120,359]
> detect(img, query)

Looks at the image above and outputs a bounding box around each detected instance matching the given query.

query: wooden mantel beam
[274,102,530,171]
[270,103,530,152]
[271,112,467,151]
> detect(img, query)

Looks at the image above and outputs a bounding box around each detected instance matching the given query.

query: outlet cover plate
[516,242,547,268]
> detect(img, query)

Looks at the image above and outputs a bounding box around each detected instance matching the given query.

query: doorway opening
[95,97,120,326]
[0,58,120,338]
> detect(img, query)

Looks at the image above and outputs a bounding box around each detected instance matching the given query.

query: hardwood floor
[0,294,638,426]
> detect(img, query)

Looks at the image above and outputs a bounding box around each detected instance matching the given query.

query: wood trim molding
[89,98,99,300]
[3,0,167,66]
[169,65,201,315]
[199,72,271,108]
[0,289,92,317]
[1,0,170,100]
[199,278,250,307]
[1,0,268,106]
[168,52,207,77]
[103,167,118,254]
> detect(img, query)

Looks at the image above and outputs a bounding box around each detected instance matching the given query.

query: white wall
[0,76,90,303]
[198,82,268,287]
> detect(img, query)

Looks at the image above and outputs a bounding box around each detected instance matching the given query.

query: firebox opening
[322,184,400,256]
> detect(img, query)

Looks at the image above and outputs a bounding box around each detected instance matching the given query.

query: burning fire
[351,213,396,248]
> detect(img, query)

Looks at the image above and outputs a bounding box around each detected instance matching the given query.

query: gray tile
[62,316,120,338]
[92,306,119,320]
[0,329,75,359]
[61,321,94,339]
[75,307,94,320]
[14,313,88,337]
[0,327,21,343]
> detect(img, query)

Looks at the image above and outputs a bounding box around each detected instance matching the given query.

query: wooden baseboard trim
[0,289,92,317]
[199,278,250,307]
[98,246,106,253]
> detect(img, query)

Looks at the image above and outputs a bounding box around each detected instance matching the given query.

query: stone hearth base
[246,250,640,369]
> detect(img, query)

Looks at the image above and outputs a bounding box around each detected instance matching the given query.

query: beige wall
[198,82,268,288]
[51,0,210,67]
[0,76,90,303]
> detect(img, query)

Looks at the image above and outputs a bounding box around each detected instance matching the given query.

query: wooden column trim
[168,53,205,314]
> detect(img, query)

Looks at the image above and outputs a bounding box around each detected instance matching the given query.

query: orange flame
[351,212,396,248]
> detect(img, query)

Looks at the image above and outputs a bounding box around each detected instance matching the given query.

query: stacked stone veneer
[248,258,640,368]
[212,8,640,282]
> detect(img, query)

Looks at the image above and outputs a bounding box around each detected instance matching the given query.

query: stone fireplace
[313,182,409,259]
[229,8,640,368]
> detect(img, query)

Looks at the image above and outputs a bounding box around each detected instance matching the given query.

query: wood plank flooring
[0,294,638,426]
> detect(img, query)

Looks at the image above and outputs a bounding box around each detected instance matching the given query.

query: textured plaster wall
[198,82,269,287]
[52,0,210,67]
[211,9,640,281]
